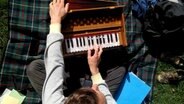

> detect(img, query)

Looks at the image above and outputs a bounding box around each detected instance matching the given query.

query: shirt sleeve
[42,24,66,104]
[49,23,61,33]
[91,73,117,104]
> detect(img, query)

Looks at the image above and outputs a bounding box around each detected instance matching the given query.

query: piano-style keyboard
[64,32,121,53]
[61,2,127,56]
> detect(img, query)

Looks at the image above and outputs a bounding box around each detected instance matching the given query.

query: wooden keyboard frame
[61,5,127,56]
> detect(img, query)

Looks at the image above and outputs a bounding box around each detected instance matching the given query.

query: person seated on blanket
[26,0,127,100]
[39,0,117,103]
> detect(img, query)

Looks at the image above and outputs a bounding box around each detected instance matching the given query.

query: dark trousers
[26,48,127,97]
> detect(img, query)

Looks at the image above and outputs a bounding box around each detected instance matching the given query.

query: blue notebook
[114,72,151,104]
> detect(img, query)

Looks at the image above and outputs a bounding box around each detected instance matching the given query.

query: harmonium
[62,0,127,57]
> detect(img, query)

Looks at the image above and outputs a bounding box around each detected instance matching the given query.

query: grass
[153,61,184,104]
[0,0,8,64]
[0,1,184,103]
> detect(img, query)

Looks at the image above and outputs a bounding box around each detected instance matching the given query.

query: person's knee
[26,59,44,77]
[26,59,45,96]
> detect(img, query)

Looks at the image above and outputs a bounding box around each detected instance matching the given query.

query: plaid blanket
[0,0,50,103]
[0,0,157,103]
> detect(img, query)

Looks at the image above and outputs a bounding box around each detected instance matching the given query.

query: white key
[93,35,97,45]
[108,34,112,47]
[99,35,103,47]
[99,35,103,48]
[72,38,78,52]
[103,34,109,48]
[116,33,120,45]
[96,35,100,45]
[69,39,73,53]
[89,36,93,49]
[112,33,117,46]
[70,39,73,52]
[75,38,79,52]
[66,39,72,53]
[78,37,82,52]
[84,37,89,50]
[81,37,85,51]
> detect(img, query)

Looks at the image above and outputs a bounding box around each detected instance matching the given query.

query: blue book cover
[114,72,151,104]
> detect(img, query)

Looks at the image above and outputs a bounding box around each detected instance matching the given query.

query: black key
[88,37,91,46]
[79,38,82,46]
[102,35,105,44]
[107,35,110,43]
[115,33,118,42]
[91,36,94,45]
[76,38,79,47]
[96,36,99,44]
[83,37,86,46]
[110,34,113,42]
[67,39,70,48]
[71,39,74,48]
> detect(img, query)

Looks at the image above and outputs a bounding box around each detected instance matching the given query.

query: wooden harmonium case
[62,0,127,57]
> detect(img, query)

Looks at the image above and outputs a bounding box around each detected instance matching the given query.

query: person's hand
[87,45,103,75]
[49,0,69,24]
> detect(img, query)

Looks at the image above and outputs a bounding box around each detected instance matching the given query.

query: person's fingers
[57,0,61,3]
[60,0,64,7]
[65,3,69,12]
[49,2,53,7]
[87,48,91,58]
[94,45,99,55]
[53,0,56,4]
[98,46,103,56]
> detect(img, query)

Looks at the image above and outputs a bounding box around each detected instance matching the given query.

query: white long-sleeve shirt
[42,24,117,104]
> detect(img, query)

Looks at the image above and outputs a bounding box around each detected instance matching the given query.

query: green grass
[0,1,184,103]
[153,61,184,104]
[0,0,8,64]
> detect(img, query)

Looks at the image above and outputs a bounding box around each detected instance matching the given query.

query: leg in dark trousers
[26,47,127,97]
[105,66,127,96]
[100,47,128,95]
[26,59,45,96]
[26,59,70,96]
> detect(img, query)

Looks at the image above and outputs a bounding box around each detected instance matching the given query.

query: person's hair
[64,87,99,104]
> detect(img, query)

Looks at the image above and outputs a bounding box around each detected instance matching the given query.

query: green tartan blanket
[0,0,50,103]
[0,0,157,103]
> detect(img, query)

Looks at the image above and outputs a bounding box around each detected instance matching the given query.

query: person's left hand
[49,0,69,24]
